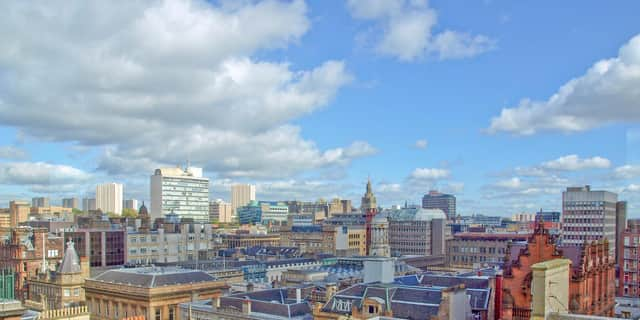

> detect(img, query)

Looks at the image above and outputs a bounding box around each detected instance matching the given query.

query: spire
[366,176,372,194]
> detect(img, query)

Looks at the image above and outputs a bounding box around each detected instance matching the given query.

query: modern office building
[123,199,138,210]
[237,201,289,225]
[31,197,49,208]
[561,185,618,257]
[446,232,530,268]
[536,210,561,223]
[619,219,640,298]
[150,166,209,222]
[387,208,448,256]
[96,183,123,215]
[231,184,256,220]
[62,198,79,210]
[422,190,456,220]
[81,198,96,212]
[209,199,233,223]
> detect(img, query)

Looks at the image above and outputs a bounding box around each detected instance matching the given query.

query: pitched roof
[91,267,216,288]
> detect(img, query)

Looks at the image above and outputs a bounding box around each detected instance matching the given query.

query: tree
[71,208,84,215]
[122,208,138,218]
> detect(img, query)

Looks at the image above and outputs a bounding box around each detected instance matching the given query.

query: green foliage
[122,208,138,218]
[71,208,84,214]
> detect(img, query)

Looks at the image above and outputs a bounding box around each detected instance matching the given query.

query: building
[231,184,256,221]
[30,206,72,216]
[9,201,29,228]
[31,197,49,208]
[369,213,390,257]
[209,199,233,223]
[96,183,123,215]
[61,198,79,210]
[127,214,216,265]
[62,228,126,267]
[511,212,535,222]
[279,224,366,256]
[180,288,312,320]
[360,178,377,256]
[536,210,561,223]
[446,232,530,268]
[150,166,209,222]
[81,198,96,212]
[502,222,615,319]
[314,268,494,320]
[387,207,447,256]
[422,190,456,220]
[561,185,618,257]
[84,267,227,320]
[619,218,640,298]
[328,198,352,216]
[25,240,90,311]
[220,232,281,249]
[237,201,289,225]
[123,199,138,210]
[0,227,64,301]
[0,212,10,228]
[616,201,627,263]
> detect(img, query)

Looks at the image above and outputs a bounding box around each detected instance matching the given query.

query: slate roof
[220,288,312,318]
[59,241,81,274]
[92,267,216,288]
[323,272,492,319]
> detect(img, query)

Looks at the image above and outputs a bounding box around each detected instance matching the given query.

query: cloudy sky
[1,0,639,217]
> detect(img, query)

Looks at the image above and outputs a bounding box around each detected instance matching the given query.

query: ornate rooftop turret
[59,239,81,274]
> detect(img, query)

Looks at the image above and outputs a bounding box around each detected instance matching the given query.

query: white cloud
[346,0,494,61]
[489,34,640,134]
[541,155,611,171]
[614,164,640,179]
[415,139,428,149]
[0,162,92,185]
[0,146,28,160]
[410,168,450,180]
[0,0,369,179]
[494,177,521,189]
[626,184,640,192]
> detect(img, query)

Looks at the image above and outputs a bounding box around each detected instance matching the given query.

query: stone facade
[502,222,615,319]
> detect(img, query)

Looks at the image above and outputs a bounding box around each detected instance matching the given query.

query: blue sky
[0,0,639,217]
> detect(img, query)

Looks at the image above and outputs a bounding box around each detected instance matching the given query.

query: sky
[1,0,640,217]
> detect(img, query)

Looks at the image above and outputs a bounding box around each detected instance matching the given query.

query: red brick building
[501,222,615,319]
[0,227,64,301]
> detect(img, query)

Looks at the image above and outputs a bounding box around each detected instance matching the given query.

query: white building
[150,166,209,222]
[562,185,618,257]
[127,222,214,264]
[209,199,233,223]
[231,184,255,220]
[96,183,123,215]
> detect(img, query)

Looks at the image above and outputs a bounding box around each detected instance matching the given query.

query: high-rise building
[96,183,123,215]
[231,184,255,220]
[123,199,138,210]
[62,198,79,209]
[237,201,289,225]
[561,185,617,257]
[82,198,96,212]
[31,197,49,208]
[150,166,209,222]
[619,219,640,298]
[9,200,30,227]
[616,201,627,263]
[209,199,233,223]
[422,190,456,220]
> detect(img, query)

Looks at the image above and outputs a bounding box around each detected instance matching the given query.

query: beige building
[0,212,10,228]
[209,199,233,223]
[387,208,448,257]
[279,224,366,256]
[84,267,227,320]
[96,183,123,215]
[231,184,255,220]
[30,206,72,216]
[531,259,571,320]
[26,240,90,311]
[9,201,29,227]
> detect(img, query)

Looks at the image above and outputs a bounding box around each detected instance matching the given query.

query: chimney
[495,272,503,320]
[296,288,302,303]
[242,299,252,314]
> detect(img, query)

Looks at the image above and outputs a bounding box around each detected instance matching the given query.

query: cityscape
[0,1,640,320]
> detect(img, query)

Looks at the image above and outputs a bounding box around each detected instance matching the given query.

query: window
[169,307,175,320]
[155,309,161,320]
[74,288,80,296]
[64,289,71,297]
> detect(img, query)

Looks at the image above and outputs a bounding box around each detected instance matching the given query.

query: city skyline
[0,1,639,217]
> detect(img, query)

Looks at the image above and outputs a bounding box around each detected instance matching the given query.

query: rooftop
[90,267,217,288]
